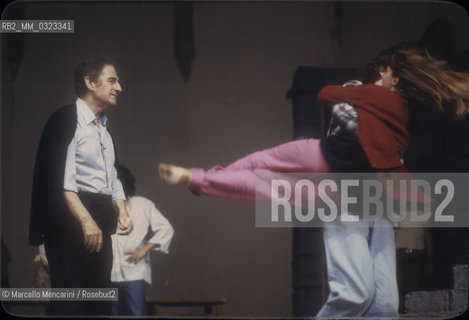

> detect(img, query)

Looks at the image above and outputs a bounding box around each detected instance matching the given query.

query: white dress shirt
[63,98,125,201]
[111,196,174,284]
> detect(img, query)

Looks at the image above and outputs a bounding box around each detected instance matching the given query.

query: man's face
[374,66,398,91]
[90,65,122,108]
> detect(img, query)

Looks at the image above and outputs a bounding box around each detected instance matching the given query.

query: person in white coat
[111,165,174,316]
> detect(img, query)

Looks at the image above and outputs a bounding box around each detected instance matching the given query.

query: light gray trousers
[317,218,399,317]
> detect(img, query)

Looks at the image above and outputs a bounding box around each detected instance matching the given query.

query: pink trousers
[189,139,330,200]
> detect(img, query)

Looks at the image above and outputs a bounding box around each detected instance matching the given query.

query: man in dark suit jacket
[29,57,133,315]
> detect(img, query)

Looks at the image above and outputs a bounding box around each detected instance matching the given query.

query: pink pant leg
[189,139,330,200]
[224,139,329,172]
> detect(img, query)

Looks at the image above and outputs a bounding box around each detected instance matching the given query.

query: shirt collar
[76,98,108,127]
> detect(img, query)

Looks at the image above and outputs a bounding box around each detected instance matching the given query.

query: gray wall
[1,1,468,317]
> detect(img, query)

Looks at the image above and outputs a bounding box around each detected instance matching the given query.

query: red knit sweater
[318,84,410,172]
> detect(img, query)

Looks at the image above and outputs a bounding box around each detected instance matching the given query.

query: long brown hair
[365,44,469,120]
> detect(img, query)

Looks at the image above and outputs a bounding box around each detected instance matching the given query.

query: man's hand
[125,243,157,264]
[81,218,103,253]
[64,191,103,253]
[113,199,134,235]
[117,214,133,235]
[124,248,147,264]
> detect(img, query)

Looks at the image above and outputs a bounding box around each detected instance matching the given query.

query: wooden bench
[145,298,227,316]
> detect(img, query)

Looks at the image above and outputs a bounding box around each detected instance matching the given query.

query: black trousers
[396,248,426,313]
[43,192,117,316]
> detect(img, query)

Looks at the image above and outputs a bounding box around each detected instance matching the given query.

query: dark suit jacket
[29,104,76,246]
[29,103,120,245]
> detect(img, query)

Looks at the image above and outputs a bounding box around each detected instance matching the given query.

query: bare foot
[158,163,192,185]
